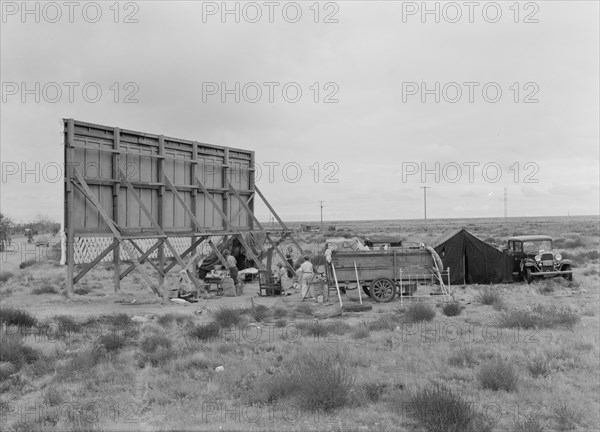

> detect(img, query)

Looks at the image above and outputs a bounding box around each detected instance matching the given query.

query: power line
[420,187,430,231]
[318,201,325,230]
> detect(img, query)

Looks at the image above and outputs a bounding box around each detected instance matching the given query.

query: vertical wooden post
[158,136,165,290]
[112,127,121,292]
[249,151,255,230]
[223,147,230,230]
[65,119,75,295]
[191,142,198,273]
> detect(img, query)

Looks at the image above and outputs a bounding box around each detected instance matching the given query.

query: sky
[1,0,599,223]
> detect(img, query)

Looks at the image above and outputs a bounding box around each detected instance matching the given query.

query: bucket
[317,295,324,303]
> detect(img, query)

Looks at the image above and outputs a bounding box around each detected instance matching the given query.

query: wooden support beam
[157,135,165,290]
[112,126,121,292]
[120,239,164,279]
[163,235,214,274]
[72,168,163,297]
[65,119,75,295]
[254,185,304,253]
[73,240,119,285]
[195,176,267,269]
[128,239,163,275]
[163,174,230,269]
[119,169,202,292]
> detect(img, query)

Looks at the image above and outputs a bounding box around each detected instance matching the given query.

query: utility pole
[318,201,325,231]
[420,187,430,231]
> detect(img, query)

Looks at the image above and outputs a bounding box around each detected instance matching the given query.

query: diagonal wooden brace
[121,239,164,279]
[163,174,230,270]
[119,169,202,292]
[73,240,119,285]
[254,185,304,253]
[72,169,163,297]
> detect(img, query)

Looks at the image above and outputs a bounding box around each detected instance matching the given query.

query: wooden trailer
[324,246,449,303]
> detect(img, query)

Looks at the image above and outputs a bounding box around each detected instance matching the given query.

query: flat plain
[0,215,598,432]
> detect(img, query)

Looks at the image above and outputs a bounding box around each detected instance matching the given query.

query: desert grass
[0,271,14,283]
[0,216,598,431]
[442,300,462,317]
[405,302,436,322]
[0,305,37,327]
[477,358,518,392]
[497,304,580,330]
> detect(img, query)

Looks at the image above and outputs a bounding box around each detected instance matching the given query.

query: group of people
[275,255,316,300]
[221,247,318,300]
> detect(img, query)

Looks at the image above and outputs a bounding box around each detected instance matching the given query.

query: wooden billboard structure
[63,119,301,296]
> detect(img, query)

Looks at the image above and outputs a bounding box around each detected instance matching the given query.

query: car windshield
[522,240,552,253]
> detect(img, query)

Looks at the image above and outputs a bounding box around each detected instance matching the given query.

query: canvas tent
[433,229,513,285]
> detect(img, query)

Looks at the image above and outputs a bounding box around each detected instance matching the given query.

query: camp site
[1,3,599,432]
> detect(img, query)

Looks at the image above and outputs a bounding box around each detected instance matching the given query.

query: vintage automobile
[35,236,50,247]
[503,235,573,283]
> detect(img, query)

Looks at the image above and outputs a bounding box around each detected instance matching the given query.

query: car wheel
[525,268,533,284]
[562,265,573,281]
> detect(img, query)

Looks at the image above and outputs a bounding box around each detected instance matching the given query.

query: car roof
[507,235,553,242]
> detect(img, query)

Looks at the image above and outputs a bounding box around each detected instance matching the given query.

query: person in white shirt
[223,250,238,285]
[276,262,294,293]
[298,256,315,300]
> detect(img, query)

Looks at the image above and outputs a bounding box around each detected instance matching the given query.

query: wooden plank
[223,147,230,230]
[120,169,202,291]
[72,169,163,297]
[163,235,209,274]
[191,142,199,276]
[65,119,75,295]
[158,136,165,289]
[254,186,288,230]
[195,176,233,230]
[120,239,163,279]
[128,239,163,274]
[249,151,255,230]
[254,185,303,253]
[112,127,121,292]
[163,174,230,269]
[230,193,254,226]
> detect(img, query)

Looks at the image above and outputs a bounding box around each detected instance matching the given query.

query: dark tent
[433,228,513,285]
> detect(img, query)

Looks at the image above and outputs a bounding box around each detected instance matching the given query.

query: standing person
[223,250,238,286]
[285,248,294,278]
[276,262,294,294]
[298,256,315,300]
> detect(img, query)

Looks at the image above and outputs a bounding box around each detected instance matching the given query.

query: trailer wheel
[362,285,371,298]
[370,277,396,303]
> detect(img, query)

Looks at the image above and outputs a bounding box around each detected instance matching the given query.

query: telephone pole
[318,201,325,230]
[420,187,430,231]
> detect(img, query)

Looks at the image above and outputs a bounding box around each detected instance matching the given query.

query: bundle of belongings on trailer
[323,237,370,252]
[322,237,370,267]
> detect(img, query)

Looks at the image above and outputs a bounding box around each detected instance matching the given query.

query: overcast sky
[1,1,598,223]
